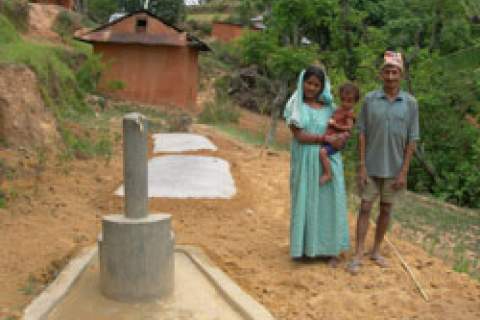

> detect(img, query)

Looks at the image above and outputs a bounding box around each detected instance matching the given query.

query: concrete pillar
[99,113,174,302]
[123,113,148,219]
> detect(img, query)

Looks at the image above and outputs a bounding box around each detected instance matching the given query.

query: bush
[198,98,240,124]
[210,41,242,66]
[0,0,28,32]
[185,19,212,36]
[53,10,82,39]
[0,14,20,44]
[0,37,105,120]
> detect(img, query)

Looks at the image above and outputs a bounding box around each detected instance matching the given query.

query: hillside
[0,2,479,320]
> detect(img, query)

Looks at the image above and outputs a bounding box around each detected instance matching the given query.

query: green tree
[88,0,185,25]
[235,0,480,207]
[149,0,186,25]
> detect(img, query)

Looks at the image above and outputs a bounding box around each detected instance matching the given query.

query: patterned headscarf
[283,68,334,128]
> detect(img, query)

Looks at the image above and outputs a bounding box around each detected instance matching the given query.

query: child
[319,83,359,185]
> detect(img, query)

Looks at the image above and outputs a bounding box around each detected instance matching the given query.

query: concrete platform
[115,156,236,199]
[152,133,217,153]
[24,246,274,320]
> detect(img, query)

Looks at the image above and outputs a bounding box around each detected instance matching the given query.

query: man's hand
[358,165,368,189]
[392,172,407,190]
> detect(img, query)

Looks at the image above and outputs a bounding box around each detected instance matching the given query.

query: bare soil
[0,116,479,320]
[27,3,62,42]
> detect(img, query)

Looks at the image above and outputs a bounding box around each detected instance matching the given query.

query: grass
[394,193,480,279]
[0,189,6,208]
[345,173,480,280]
[19,275,38,295]
[187,13,229,22]
[0,0,28,32]
[215,123,289,151]
[0,12,116,165]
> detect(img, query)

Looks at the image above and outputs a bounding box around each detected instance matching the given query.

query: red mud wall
[94,43,198,110]
[212,22,247,42]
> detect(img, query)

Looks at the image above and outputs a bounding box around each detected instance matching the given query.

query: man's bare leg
[347,200,373,274]
[370,202,392,267]
[319,148,332,185]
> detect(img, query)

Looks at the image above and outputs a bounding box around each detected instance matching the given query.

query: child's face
[340,92,356,110]
[303,75,323,100]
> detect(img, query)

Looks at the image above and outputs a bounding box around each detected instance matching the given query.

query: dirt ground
[0,114,479,320]
[27,4,62,42]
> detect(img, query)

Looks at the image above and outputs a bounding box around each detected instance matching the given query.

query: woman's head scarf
[284,68,334,128]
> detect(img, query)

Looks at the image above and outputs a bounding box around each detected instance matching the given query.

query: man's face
[380,65,402,91]
[303,75,323,100]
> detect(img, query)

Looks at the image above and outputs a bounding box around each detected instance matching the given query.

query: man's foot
[328,256,339,268]
[370,253,389,268]
[346,259,362,275]
[319,174,332,185]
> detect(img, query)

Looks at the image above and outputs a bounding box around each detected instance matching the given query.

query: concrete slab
[24,246,275,320]
[152,133,217,153]
[115,155,236,199]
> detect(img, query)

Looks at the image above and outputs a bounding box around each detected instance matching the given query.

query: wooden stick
[367,217,429,301]
[384,236,430,302]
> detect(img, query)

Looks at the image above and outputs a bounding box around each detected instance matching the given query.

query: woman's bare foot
[370,253,389,268]
[319,174,332,185]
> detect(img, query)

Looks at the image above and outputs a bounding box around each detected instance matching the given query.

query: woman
[284,66,350,265]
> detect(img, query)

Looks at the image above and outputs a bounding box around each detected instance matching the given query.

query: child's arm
[330,118,354,131]
[290,126,325,144]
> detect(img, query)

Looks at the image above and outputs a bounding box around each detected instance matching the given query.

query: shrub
[0,0,28,32]
[53,10,81,39]
[198,97,239,124]
[0,14,19,44]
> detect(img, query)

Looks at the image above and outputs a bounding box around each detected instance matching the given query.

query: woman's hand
[290,126,326,144]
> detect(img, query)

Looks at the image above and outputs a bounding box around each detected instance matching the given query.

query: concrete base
[24,246,275,320]
[99,214,174,302]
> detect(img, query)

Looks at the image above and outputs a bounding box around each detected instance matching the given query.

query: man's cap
[382,51,404,72]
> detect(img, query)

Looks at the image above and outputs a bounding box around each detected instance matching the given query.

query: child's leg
[319,147,332,185]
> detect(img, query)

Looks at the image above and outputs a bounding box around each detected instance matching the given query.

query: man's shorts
[359,176,405,204]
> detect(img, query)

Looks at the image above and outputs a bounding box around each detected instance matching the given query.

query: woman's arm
[289,125,325,144]
[329,118,354,131]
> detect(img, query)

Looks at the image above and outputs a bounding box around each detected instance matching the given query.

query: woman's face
[303,75,324,100]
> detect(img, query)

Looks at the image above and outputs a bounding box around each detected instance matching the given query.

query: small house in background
[30,0,74,10]
[212,21,262,43]
[75,10,210,110]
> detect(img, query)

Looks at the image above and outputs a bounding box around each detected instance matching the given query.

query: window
[136,18,147,33]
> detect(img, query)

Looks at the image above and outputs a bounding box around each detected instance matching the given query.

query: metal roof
[74,9,210,51]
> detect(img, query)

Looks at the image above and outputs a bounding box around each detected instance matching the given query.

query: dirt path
[0,120,479,319]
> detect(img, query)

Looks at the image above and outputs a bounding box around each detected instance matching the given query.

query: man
[347,51,420,274]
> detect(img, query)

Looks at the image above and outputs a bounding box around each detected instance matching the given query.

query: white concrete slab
[115,155,236,199]
[152,133,217,153]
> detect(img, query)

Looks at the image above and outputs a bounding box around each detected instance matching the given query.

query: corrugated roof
[74,9,210,51]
